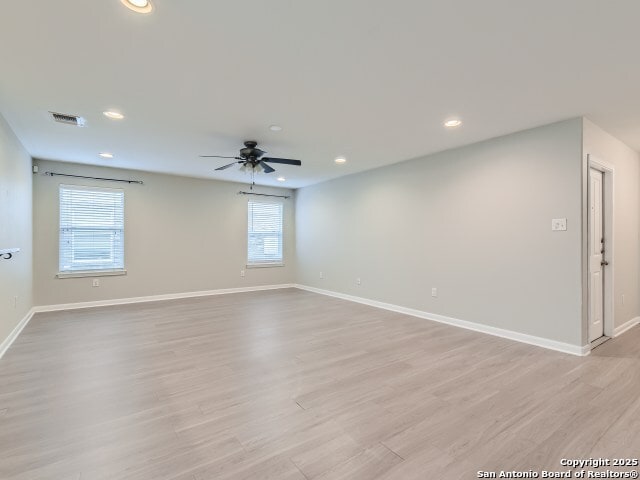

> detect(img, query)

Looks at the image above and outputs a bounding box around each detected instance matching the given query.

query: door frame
[586,154,614,344]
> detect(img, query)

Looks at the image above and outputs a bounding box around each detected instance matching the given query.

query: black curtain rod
[44,172,144,185]
[238,191,290,199]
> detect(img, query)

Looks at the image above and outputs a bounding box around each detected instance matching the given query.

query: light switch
[551,218,567,231]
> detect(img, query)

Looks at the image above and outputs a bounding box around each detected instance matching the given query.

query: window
[59,185,125,274]
[247,201,283,266]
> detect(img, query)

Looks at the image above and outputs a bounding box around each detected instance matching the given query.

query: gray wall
[296,119,585,346]
[583,118,640,332]
[0,114,33,343]
[33,160,296,306]
[13,116,640,350]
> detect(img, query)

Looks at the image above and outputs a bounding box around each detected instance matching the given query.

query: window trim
[247,201,284,267]
[245,263,284,269]
[58,184,125,276]
[56,269,127,279]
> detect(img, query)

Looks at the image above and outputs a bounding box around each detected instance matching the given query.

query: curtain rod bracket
[0,248,20,260]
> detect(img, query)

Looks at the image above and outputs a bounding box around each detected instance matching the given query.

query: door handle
[601,260,609,266]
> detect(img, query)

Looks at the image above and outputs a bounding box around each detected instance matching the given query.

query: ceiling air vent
[50,111,86,127]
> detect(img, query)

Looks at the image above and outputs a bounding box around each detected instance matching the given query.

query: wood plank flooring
[0,288,638,479]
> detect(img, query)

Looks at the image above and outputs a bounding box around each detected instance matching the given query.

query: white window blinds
[247,201,283,265]
[59,185,125,272]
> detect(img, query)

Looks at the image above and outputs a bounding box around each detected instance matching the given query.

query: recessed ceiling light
[334,157,347,164]
[277,177,286,182]
[99,152,114,159]
[444,119,462,128]
[103,111,124,120]
[120,0,153,13]
[269,125,283,132]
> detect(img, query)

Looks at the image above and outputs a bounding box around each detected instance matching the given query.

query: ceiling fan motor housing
[239,141,265,160]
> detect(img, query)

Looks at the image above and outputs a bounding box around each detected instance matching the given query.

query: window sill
[246,263,284,269]
[57,269,127,279]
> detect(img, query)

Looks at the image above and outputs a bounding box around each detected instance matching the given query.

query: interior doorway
[587,155,614,347]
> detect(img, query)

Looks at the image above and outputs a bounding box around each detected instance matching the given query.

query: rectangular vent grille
[50,111,86,127]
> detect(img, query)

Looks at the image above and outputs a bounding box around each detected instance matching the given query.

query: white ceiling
[1,0,639,188]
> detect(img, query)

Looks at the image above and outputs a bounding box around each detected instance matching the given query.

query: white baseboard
[33,284,296,313]
[1,284,295,361]
[2,283,592,361]
[294,284,589,356]
[614,316,640,337]
[0,307,36,361]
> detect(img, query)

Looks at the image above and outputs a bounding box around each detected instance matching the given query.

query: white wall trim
[0,308,36,361]
[294,284,590,356]
[588,154,616,172]
[33,284,295,313]
[613,316,640,337]
[4,283,596,361]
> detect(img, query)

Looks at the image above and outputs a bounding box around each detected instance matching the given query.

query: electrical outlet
[92,279,100,287]
[356,277,361,285]
[319,271,324,279]
[622,294,625,305]
[240,270,245,277]
[13,296,17,308]
[551,218,567,231]
[431,287,437,297]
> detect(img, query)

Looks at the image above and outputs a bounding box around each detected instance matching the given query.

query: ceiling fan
[201,140,302,175]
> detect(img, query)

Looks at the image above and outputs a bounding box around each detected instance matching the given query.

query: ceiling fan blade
[259,161,275,174]
[200,155,240,159]
[262,157,302,166]
[215,161,242,171]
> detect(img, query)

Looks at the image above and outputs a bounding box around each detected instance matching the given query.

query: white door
[588,168,605,342]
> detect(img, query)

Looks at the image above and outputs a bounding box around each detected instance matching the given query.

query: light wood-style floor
[1,288,639,480]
